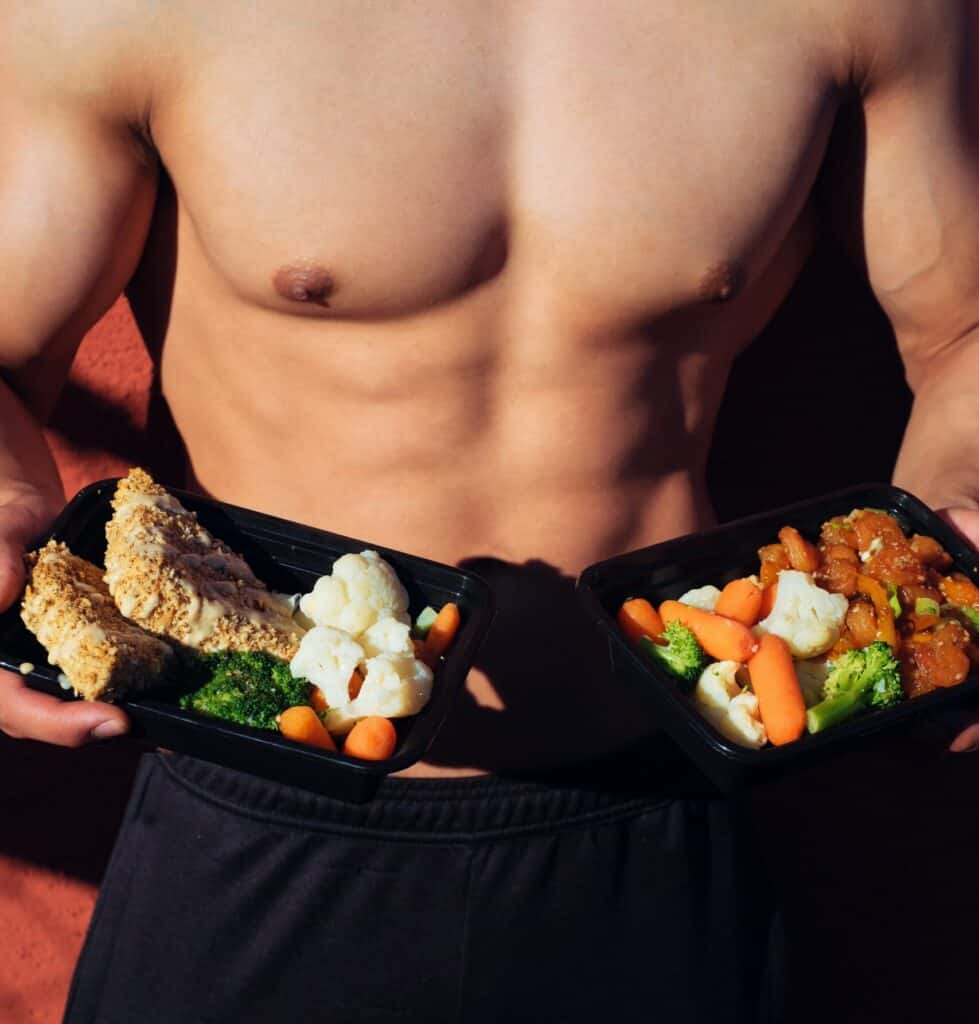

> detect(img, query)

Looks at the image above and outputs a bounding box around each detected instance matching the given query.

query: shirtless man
[1,2,978,1021]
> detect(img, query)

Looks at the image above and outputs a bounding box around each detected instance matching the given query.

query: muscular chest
[153,1,839,323]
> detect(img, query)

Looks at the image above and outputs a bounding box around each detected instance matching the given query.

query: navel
[698,259,746,303]
[273,263,336,307]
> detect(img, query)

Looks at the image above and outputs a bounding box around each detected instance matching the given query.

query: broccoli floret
[638,621,708,689]
[178,650,312,730]
[860,642,905,708]
[806,641,903,734]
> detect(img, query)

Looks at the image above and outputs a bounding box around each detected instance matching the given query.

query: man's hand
[0,1,161,747]
[0,491,129,747]
[938,507,979,754]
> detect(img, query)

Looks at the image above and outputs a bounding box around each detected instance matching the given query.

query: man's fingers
[938,509,979,753]
[0,539,26,612]
[0,669,129,747]
[937,507,979,550]
[0,499,52,611]
[0,498,130,747]
[950,722,979,754]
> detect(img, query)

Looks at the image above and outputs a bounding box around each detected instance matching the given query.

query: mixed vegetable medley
[180,551,461,760]
[618,508,979,748]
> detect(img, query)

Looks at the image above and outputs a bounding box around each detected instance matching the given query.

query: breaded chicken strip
[104,468,303,659]
[21,540,174,701]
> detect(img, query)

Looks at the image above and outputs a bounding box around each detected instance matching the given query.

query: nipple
[273,263,336,307]
[699,260,746,303]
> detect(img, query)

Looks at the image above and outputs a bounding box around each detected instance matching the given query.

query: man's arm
[848,3,979,507]
[838,2,979,746]
[0,7,158,744]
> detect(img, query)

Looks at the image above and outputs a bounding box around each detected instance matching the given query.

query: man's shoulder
[0,0,164,124]
[827,0,974,92]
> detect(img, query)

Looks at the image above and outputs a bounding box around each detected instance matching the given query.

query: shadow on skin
[0,170,185,882]
[125,165,188,488]
[419,556,719,797]
[47,380,165,472]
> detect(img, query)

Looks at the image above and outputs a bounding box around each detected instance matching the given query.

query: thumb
[0,536,26,613]
[0,497,130,747]
[938,507,979,752]
[950,721,979,754]
[0,507,46,610]
[0,669,129,746]
[938,507,979,552]
[0,499,57,611]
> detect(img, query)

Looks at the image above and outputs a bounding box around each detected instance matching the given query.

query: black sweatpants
[64,743,783,1024]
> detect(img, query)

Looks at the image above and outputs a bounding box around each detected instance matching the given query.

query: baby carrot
[278,705,337,751]
[714,578,764,627]
[747,634,806,746]
[343,716,397,761]
[310,672,364,710]
[310,686,329,714]
[617,598,665,644]
[659,600,758,662]
[420,603,461,666]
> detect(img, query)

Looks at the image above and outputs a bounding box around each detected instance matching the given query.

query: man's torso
[16,1,909,772]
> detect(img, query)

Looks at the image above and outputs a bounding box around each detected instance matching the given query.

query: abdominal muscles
[161,273,755,773]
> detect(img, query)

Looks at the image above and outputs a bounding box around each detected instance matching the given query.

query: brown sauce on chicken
[761,508,979,697]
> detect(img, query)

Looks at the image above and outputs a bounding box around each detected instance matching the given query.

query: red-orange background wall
[0,298,165,1023]
[3,263,979,1023]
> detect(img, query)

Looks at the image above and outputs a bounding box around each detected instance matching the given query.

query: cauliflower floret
[324,654,434,735]
[794,656,831,708]
[693,661,767,749]
[321,703,365,737]
[694,660,742,712]
[360,616,414,658]
[723,692,767,749]
[678,585,722,612]
[754,569,848,659]
[289,625,365,709]
[360,653,434,717]
[300,550,410,635]
[293,551,436,737]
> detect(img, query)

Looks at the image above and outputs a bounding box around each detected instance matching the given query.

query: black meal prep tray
[576,484,979,793]
[0,480,495,802]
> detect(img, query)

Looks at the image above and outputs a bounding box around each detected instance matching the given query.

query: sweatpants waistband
[159,739,719,842]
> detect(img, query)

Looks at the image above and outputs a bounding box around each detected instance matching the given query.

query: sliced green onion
[957,605,979,634]
[914,597,940,617]
[413,606,439,639]
[886,583,902,618]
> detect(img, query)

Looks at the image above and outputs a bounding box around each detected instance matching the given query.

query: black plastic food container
[0,480,494,802]
[576,484,979,793]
